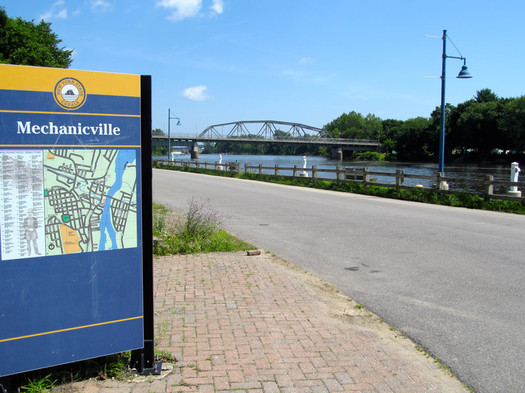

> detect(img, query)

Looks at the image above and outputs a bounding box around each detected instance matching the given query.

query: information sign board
[0,64,147,376]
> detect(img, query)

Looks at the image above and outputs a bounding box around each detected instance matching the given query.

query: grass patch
[154,349,176,362]
[0,353,131,393]
[19,374,57,393]
[153,198,254,255]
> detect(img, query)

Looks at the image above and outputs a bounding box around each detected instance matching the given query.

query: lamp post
[167,108,181,160]
[439,29,472,174]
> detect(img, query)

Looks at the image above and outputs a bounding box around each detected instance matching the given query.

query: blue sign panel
[0,65,145,376]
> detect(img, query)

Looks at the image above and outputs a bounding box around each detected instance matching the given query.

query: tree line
[376,88,525,162]
[202,88,525,163]
[0,8,72,68]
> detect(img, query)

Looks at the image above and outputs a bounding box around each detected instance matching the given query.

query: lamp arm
[445,55,467,63]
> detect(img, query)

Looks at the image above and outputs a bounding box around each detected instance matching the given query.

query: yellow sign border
[0,64,140,97]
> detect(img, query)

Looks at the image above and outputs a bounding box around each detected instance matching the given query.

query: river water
[156,153,518,194]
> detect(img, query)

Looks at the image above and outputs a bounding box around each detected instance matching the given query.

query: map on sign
[0,149,137,260]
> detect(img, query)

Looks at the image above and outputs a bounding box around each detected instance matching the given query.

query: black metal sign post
[130,75,161,375]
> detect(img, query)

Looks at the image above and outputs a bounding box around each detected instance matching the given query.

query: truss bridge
[152,120,380,159]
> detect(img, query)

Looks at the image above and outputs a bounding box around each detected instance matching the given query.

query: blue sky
[3,0,525,135]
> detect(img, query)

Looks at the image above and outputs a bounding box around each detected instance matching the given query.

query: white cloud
[298,57,313,65]
[39,0,68,21]
[39,11,53,21]
[91,0,112,12]
[156,0,202,21]
[210,0,224,15]
[56,8,68,19]
[157,0,224,21]
[183,85,211,101]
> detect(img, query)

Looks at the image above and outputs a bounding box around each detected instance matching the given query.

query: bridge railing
[152,134,379,146]
[153,159,525,202]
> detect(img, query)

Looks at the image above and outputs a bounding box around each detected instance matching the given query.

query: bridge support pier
[190,142,199,160]
[331,147,344,160]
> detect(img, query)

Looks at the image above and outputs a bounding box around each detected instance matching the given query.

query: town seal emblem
[54,77,86,110]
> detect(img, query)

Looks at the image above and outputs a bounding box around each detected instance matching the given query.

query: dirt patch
[267,253,420,350]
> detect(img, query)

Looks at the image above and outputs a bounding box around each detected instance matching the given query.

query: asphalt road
[153,169,525,393]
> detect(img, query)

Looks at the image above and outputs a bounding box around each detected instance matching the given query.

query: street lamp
[167,108,181,160]
[439,29,472,174]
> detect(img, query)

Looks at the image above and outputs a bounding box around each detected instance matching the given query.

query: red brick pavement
[55,252,469,393]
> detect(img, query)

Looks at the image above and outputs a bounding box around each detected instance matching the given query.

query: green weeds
[155,349,176,362]
[153,199,254,255]
[1,353,131,393]
[19,374,56,393]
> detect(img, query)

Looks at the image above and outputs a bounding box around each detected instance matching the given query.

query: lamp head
[457,65,472,79]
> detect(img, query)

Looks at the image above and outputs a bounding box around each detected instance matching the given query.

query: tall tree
[324,111,383,140]
[0,7,72,68]
[474,88,499,103]
[393,117,434,161]
[499,96,525,152]
[152,128,165,135]
[381,119,403,157]
[455,100,504,155]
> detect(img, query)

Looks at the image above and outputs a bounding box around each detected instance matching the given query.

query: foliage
[153,200,253,255]
[352,151,385,161]
[499,96,525,152]
[324,111,382,140]
[390,117,435,161]
[19,374,56,393]
[0,8,72,67]
[151,128,168,156]
[352,88,525,163]
[152,146,168,156]
[1,353,131,393]
[184,198,224,238]
[320,88,525,163]
[198,88,525,163]
[155,349,176,362]
[158,229,253,255]
[99,354,129,380]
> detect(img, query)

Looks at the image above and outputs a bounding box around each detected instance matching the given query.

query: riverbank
[153,162,525,215]
[155,154,521,193]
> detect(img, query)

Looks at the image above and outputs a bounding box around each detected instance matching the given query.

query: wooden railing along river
[154,159,525,202]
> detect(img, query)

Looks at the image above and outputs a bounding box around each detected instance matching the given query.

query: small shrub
[153,210,167,235]
[184,198,224,239]
[19,374,56,393]
[152,201,254,255]
[353,151,385,161]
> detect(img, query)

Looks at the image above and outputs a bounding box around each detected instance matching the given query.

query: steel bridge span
[152,120,380,159]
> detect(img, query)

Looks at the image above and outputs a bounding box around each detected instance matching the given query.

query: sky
[3,0,525,136]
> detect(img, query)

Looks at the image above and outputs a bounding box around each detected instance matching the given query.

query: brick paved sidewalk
[59,252,469,393]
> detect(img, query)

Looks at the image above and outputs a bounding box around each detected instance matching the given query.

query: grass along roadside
[152,200,254,255]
